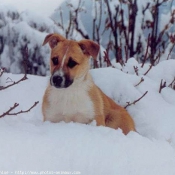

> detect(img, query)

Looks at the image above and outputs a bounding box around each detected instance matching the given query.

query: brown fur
[42,33,136,134]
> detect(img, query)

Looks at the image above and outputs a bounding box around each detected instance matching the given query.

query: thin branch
[103,51,112,67]
[141,33,150,68]
[0,68,5,77]
[0,74,27,91]
[124,91,148,109]
[73,0,89,39]
[167,42,175,60]
[153,48,161,65]
[0,101,39,118]
[168,77,175,88]
[0,103,19,118]
[144,64,153,76]
[125,45,129,63]
[134,77,144,87]
[66,12,72,38]
[59,7,64,31]
[159,79,166,93]
[133,66,139,76]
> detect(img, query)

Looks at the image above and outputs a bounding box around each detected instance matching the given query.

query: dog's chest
[46,85,95,123]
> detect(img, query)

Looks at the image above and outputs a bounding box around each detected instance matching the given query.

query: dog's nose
[52,75,63,88]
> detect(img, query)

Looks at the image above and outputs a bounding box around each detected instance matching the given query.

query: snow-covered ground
[0,58,175,175]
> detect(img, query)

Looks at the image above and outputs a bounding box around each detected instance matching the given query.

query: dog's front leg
[95,115,106,126]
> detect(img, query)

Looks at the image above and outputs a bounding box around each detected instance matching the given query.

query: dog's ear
[78,40,100,59]
[42,33,66,49]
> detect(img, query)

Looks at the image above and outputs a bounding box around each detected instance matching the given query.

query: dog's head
[43,33,100,89]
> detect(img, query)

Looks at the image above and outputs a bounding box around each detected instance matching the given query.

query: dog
[42,33,135,134]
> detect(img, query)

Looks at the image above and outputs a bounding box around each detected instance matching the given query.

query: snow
[1,58,175,174]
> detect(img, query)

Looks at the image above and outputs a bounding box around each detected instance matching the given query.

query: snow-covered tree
[52,0,175,67]
[0,6,62,75]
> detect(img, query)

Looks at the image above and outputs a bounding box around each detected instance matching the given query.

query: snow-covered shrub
[52,0,175,67]
[0,6,62,75]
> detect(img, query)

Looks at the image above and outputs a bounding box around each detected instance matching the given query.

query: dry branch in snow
[135,77,144,87]
[0,74,28,91]
[0,101,39,118]
[144,65,153,76]
[168,77,175,90]
[159,79,166,93]
[133,66,139,76]
[0,68,5,77]
[125,91,148,109]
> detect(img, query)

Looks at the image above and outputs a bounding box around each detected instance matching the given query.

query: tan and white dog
[42,33,135,134]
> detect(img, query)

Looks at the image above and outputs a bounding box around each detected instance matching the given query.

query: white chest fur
[44,79,95,124]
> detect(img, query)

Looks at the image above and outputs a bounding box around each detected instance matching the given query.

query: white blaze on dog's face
[43,34,99,89]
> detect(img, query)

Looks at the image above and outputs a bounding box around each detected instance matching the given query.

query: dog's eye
[67,57,78,69]
[52,57,59,65]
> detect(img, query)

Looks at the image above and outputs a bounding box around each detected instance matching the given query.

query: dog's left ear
[78,40,100,59]
[42,33,66,49]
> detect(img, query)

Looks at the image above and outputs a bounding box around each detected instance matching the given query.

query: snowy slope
[0,59,175,174]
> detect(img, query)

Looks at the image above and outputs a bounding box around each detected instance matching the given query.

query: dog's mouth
[50,74,73,89]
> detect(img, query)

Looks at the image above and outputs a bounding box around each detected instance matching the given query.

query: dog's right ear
[42,33,66,49]
[78,40,100,59]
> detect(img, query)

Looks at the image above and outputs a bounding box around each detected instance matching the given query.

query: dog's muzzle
[50,74,73,88]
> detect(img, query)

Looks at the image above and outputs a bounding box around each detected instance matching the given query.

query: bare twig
[134,77,144,87]
[66,12,73,38]
[144,64,153,76]
[125,45,129,63]
[0,101,39,118]
[141,33,150,68]
[159,79,166,93]
[167,42,175,60]
[0,68,5,77]
[0,74,27,91]
[153,48,161,65]
[168,77,175,89]
[6,77,14,83]
[73,0,89,39]
[93,60,99,69]
[133,66,139,76]
[103,51,112,67]
[124,91,148,109]
[0,103,19,118]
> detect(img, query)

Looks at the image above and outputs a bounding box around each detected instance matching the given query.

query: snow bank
[0,59,175,174]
